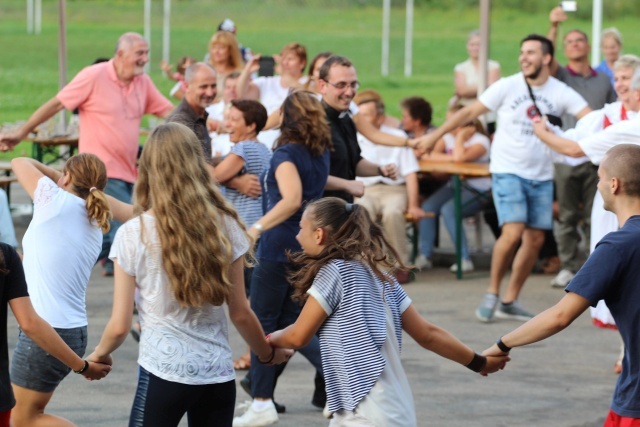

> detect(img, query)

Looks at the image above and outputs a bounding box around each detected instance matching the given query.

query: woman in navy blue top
[233,90,331,426]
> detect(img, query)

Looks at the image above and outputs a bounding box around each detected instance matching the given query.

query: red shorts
[604,410,640,427]
[0,409,10,427]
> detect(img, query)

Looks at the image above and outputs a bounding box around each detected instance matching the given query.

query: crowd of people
[0,8,639,427]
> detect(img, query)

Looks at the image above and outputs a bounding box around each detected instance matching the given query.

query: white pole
[381,0,390,77]
[404,0,414,77]
[478,0,490,94]
[35,0,41,34]
[144,0,151,74]
[162,0,170,65]
[591,0,603,67]
[27,0,33,34]
[58,0,68,133]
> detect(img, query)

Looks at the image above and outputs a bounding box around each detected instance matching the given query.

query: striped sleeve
[309,262,343,316]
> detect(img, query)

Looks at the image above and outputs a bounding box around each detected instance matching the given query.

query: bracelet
[74,359,89,374]
[252,223,264,232]
[258,346,275,365]
[496,337,512,353]
[466,352,487,373]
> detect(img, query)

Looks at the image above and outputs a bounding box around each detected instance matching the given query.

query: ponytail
[63,153,112,232]
[86,188,112,233]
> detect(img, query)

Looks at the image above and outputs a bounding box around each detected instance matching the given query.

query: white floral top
[110,213,249,385]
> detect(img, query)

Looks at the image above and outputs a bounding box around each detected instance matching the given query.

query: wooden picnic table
[419,160,491,279]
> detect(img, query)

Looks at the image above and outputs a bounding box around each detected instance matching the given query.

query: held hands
[82,361,112,381]
[532,116,551,138]
[479,355,510,376]
[271,347,294,366]
[413,133,438,152]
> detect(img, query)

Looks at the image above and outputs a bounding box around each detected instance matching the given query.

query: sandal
[233,353,251,370]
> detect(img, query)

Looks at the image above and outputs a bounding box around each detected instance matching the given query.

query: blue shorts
[492,173,553,230]
[10,326,87,393]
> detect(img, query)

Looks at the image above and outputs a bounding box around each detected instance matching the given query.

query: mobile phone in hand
[258,56,275,77]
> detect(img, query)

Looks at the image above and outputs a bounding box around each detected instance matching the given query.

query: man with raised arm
[414,34,590,323]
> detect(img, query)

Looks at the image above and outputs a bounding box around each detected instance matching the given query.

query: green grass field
[1,0,639,158]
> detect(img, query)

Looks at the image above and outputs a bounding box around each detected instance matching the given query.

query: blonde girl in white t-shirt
[10,154,112,427]
[87,122,291,427]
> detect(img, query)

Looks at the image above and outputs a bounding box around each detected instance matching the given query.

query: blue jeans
[249,259,323,398]
[492,173,553,230]
[419,181,488,260]
[100,178,134,261]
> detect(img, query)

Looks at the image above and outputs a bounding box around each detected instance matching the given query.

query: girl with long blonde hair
[9,154,112,427]
[88,122,290,427]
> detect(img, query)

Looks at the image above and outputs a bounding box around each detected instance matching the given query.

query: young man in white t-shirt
[414,34,590,323]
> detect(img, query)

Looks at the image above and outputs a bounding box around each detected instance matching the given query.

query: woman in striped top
[269,197,510,426]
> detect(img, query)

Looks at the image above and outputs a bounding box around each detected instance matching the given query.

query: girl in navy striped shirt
[269,197,509,426]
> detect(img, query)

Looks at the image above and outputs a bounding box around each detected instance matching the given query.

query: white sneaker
[550,269,575,288]
[233,400,278,427]
[449,259,474,273]
[414,254,432,270]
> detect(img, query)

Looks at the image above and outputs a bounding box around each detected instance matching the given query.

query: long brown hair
[273,90,332,156]
[289,198,407,302]
[134,122,248,307]
[64,153,112,232]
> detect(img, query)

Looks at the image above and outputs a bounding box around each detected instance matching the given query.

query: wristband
[466,353,487,373]
[258,346,275,365]
[252,223,264,232]
[496,337,512,353]
[74,360,89,374]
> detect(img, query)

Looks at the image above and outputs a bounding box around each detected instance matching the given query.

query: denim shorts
[10,326,87,393]
[492,173,553,230]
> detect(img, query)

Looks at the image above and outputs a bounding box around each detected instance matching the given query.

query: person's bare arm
[11,157,63,199]
[213,153,246,183]
[11,297,112,380]
[547,6,566,77]
[324,176,365,199]
[532,119,586,157]
[483,292,590,356]
[402,305,509,376]
[414,101,489,151]
[354,114,408,147]
[237,56,260,98]
[575,106,592,120]
[227,257,292,365]
[0,97,65,151]
[225,174,261,199]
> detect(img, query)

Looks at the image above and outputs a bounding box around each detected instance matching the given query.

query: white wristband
[252,223,264,232]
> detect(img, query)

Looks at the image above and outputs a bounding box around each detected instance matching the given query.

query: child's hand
[479,355,510,376]
[270,348,294,365]
[160,60,172,72]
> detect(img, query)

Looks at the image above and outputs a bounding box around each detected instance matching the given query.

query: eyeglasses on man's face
[324,80,360,91]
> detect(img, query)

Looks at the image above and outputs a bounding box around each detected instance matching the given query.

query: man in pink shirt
[0,32,174,275]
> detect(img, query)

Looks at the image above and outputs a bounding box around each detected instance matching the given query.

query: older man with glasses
[318,55,397,203]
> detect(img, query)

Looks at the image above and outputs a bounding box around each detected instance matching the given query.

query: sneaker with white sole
[449,259,474,273]
[494,300,535,321]
[233,400,278,427]
[550,268,575,288]
[414,254,432,270]
[475,293,499,323]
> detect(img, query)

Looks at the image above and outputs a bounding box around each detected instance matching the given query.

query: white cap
[218,18,236,33]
